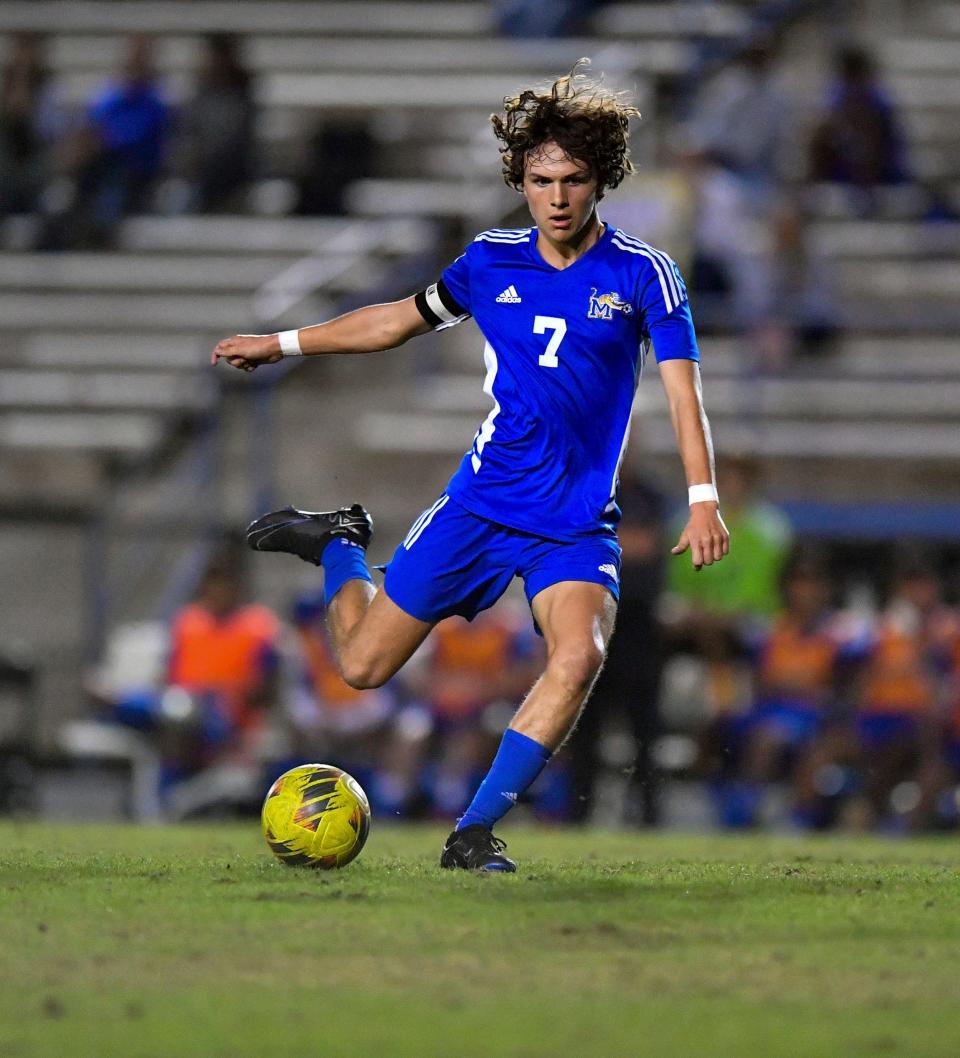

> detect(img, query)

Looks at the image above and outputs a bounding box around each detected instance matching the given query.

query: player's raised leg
[441,581,616,872]
[326,583,433,690]
[246,502,434,689]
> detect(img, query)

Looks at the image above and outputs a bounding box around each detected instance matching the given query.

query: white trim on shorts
[403,495,450,550]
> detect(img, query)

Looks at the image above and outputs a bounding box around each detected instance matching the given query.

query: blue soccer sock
[457,728,552,831]
[321,537,373,607]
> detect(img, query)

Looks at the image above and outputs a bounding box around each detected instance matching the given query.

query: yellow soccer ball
[261,764,371,869]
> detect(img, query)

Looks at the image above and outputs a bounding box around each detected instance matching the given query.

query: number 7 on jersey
[533,315,567,368]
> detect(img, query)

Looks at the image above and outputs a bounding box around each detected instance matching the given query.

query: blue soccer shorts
[382,494,621,627]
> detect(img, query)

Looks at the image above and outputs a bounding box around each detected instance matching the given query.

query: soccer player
[212,62,729,871]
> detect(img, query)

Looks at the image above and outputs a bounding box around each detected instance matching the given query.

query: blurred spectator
[679,143,840,367]
[162,554,279,786]
[567,461,666,826]
[764,203,841,360]
[41,33,170,248]
[0,33,62,215]
[684,37,796,197]
[796,557,955,833]
[0,648,36,815]
[667,454,792,628]
[836,559,953,830]
[287,591,421,816]
[663,456,792,796]
[809,44,909,189]
[295,120,375,217]
[178,34,256,212]
[289,592,393,742]
[724,551,850,828]
[679,144,765,332]
[405,605,542,819]
[678,37,840,367]
[941,621,960,820]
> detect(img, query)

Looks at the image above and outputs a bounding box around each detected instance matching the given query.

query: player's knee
[547,642,604,698]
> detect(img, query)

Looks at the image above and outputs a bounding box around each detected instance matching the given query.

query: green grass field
[2,822,959,1058]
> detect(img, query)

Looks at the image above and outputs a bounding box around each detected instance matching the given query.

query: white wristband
[277,329,303,356]
[688,483,719,505]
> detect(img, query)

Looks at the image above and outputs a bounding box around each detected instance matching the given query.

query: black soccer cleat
[440,825,517,873]
[245,503,373,565]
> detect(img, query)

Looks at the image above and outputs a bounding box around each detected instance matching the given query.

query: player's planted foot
[440,825,517,873]
[245,503,373,565]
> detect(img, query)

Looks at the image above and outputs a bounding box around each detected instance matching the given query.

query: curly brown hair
[490,59,641,194]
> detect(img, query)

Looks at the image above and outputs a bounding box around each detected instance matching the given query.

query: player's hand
[210,333,283,372]
[670,503,730,571]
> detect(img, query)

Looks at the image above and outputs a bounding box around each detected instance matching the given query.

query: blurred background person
[40,33,170,248]
[567,457,666,826]
[667,454,792,628]
[676,141,838,370]
[294,118,376,217]
[684,35,795,202]
[404,605,543,821]
[677,142,772,337]
[724,551,851,829]
[678,33,840,368]
[663,454,792,814]
[286,590,423,817]
[161,552,280,801]
[177,33,256,213]
[0,32,62,216]
[836,558,954,831]
[939,625,960,824]
[763,201,841,360]
[809,44,910,194]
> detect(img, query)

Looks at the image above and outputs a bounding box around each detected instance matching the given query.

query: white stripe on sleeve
[613,232,683,308]
[616,233,682,308]
[611,237,676,313]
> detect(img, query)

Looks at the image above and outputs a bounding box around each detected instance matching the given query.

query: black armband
[414,279,469,329]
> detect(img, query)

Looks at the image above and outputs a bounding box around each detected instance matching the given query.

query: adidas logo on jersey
[598,563,619,581]
[496,285,522,303]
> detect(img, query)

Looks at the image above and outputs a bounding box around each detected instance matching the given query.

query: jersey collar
[527,221,613,273]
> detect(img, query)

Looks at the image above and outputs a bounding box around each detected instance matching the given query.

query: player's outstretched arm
[210,295,433,372]
[658,358,730,571]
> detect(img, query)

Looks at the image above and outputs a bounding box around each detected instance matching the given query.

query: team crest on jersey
[587,288,633,319]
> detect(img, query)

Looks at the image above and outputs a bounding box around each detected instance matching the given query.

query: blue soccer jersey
[416,223,699,542]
